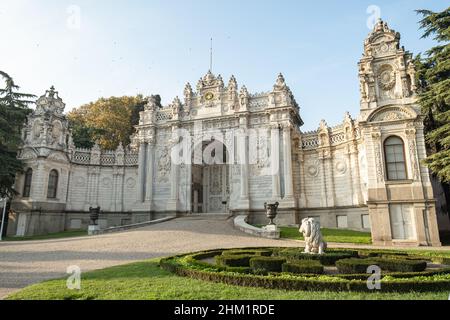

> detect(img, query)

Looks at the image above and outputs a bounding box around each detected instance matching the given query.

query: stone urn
[89,206,101,226]
[264,202,279,225]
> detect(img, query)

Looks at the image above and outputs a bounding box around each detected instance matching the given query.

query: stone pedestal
[262,224,279,232]
[88,225,100,236]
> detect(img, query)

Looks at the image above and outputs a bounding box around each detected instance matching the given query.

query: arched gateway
[8,20,444,247]
[191,139,230,214]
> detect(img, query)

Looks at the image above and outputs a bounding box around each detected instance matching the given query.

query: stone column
[281,123,295,206]
[113,167,124,212]
[298,151,307,207]
[167,137,179,212]
[270,125,281,201]
[145,140,155,208]
[137,143,146,203]
[237,127,250,209]
[349,142,364,205]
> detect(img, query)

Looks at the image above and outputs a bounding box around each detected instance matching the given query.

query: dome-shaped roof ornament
[273,73,288,92]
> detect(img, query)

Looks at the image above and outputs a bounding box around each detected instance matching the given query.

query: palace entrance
[191,139,230,214]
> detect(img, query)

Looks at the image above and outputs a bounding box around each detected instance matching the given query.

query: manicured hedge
[433,257,450,265]
[282,260,324,275]
[223,249,272,257]
[374,258,427,272]
[216,254,253,267]
[336,258,377,274]
[336,257,428,274]
[357,250,408,258]
[160,254,450,292]
[190,250,225,261]
[275,248,358,266]
[250,257,287,273]
[181,253,251,274]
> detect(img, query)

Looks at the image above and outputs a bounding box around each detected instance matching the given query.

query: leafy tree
[414,7,450,183]
[0,71,35,198]
[68,95,148,150]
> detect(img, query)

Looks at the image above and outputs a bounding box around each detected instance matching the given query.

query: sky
[0,0,447,131]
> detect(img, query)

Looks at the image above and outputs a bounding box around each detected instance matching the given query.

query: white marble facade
[8,20,442,246]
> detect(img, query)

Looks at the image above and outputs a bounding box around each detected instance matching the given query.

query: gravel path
[0,216,297,299]
[1,216,448,299]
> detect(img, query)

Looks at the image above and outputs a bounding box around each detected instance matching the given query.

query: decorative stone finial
[273,73,289,92]
[228,75,237,90]
[172,96,182,114]
[145,95,159,111]
[319,119,328,131]
[184,82,193,97]
[344,111,352,123]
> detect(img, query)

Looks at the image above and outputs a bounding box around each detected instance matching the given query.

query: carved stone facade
[8,20,442,246]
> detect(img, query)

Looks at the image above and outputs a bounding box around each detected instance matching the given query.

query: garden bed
[160,247,450,292]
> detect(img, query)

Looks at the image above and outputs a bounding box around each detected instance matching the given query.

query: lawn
[279,227,372,244]
[3,230,87,241]
[7,258,449,300]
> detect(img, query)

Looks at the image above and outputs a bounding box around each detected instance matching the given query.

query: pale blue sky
[0,0,447,130]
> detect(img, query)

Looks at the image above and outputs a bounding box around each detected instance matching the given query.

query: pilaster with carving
[405,124,421,181]
[371,128,384,183]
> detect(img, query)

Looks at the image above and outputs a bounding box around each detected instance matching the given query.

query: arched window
[47,170,59,199]
[23,168,33,198]
[384,136,407,180]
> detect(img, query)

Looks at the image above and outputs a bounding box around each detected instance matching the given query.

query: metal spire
[209,37,213,72]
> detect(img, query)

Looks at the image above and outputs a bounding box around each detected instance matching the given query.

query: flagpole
[210,37,213,72]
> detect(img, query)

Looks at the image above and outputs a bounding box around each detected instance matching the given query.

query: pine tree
[414,7,450,183]
[0,71,35,198]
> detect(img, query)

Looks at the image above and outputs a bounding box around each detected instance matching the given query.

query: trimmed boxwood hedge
[357,250,408,258]
[275,248,358,265]
[223,249,272,257]
[336,257,428,274]
[160,255,450,292]
[215,254,254,267]
[250,257,287,273]
[282,260,324,275]
[374,258,427,272]
[336,258,377,274]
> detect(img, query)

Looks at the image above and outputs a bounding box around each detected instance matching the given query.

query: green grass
[3,230,87,241]
[279,227,372,244]
[7,258,449,300]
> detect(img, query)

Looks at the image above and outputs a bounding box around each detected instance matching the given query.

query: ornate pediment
[19,148,38,160]
[367,106,417,123]
[363,19,400,58]
[35,86,66,116]
[196,71,224,92]
[47,151,69,163]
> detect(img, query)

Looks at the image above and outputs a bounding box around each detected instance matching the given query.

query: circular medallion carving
[380,43,389,53]
[126,178,136,188]
[378,65,396,90]
[76,177,86,187]
[102,177,112,187]
[307,165,319,177]
[335,160,347,175]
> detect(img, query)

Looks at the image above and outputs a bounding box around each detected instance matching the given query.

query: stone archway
[191,139,230,214]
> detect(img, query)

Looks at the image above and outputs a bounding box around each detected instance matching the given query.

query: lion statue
[299,218,327,255]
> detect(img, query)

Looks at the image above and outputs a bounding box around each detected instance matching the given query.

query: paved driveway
[1,216,448,299]
[0,216,298,299]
